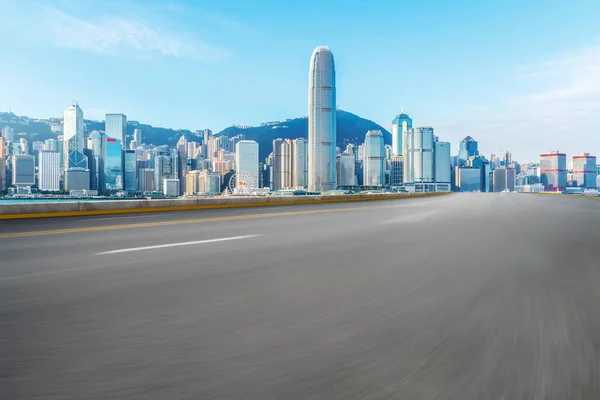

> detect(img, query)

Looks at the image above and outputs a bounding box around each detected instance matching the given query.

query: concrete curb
[0,192,449,220]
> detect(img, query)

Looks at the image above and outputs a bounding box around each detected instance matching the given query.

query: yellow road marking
[0,202,418,239]
[0,193,447,220]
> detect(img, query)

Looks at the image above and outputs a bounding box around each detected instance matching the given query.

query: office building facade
[104,137,123,191]
[572,153,597,188]
[540,152,567,191]
[492,168,516,192]
[291,138,308,188]
[392,110,412,156]
[363,130,385,186]
[105,113,127,149]
[337,153,356,186]
[63,103,87,169]
[12,155,35,186]
[434,140,451,184]
[235,140,259,188]
[39,150,61,191]
[456,167,481,192]
[64,168,90,191]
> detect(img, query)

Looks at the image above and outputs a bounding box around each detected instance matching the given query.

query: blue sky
[1,0,599,161]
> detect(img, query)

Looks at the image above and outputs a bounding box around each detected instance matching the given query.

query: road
[1,193,600,399]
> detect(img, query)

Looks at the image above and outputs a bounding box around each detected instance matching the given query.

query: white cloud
[431,41,600,161]
[38,6,223,60]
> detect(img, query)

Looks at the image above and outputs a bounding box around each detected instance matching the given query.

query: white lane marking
[95,234,261,255]
[380,210,438,224]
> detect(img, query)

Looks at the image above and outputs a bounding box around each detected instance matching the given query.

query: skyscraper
[572,153,597,188]
[104,137,123,191]
[540,152,567,191]
[2,126,15,142]
[291,138,308,188]
[404,127,435,184]
[390,156,404,186]
[363,130,385,186]
[39,150,61,191]
[133,128,142,146]
[492,168,516,192]
[434,140,451,184]
[272,138,291,190]
[308,46,336,192]
[235,140,259,188]
[337,153,356,186]
[458,136,478,165]
[63,102,87,169]
[124,150,137,193]
[105,114,127,149]
[392,109,412,156]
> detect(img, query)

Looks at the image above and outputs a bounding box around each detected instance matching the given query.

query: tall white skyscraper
[235,140,259,188]
[39,150,61,191]
[363,130,385,186]
[392,109,412,156]
[308,46,336,192]
[105,114,127,149]
[63,102,87,169]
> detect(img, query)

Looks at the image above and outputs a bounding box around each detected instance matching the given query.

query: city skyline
[1,1,599,162]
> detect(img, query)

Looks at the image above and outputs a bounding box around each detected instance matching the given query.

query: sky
[1,0,599,162]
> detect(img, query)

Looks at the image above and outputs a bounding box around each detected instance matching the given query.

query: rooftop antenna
[401,103,404,114]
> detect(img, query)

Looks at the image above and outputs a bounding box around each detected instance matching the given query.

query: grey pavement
[1,193,600,399]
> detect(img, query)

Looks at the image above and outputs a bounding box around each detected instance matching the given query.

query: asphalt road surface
[2,193,600,400]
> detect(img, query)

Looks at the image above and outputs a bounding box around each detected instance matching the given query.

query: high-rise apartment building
[235,140,259,188]
[39,150,61,191]
[572,153,597,188]
[308,46,336,192]
[540,152,567,191]
[186,170,221,195]
[392,109,412,156]
[105,114,127,149]
[63,102,87,169]
[363,130,385,186]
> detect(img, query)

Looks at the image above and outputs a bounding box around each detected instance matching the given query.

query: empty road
[2,193,600,399]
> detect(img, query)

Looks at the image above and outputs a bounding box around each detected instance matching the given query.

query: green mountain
[216,110,391,160]
[2,110,390,161]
